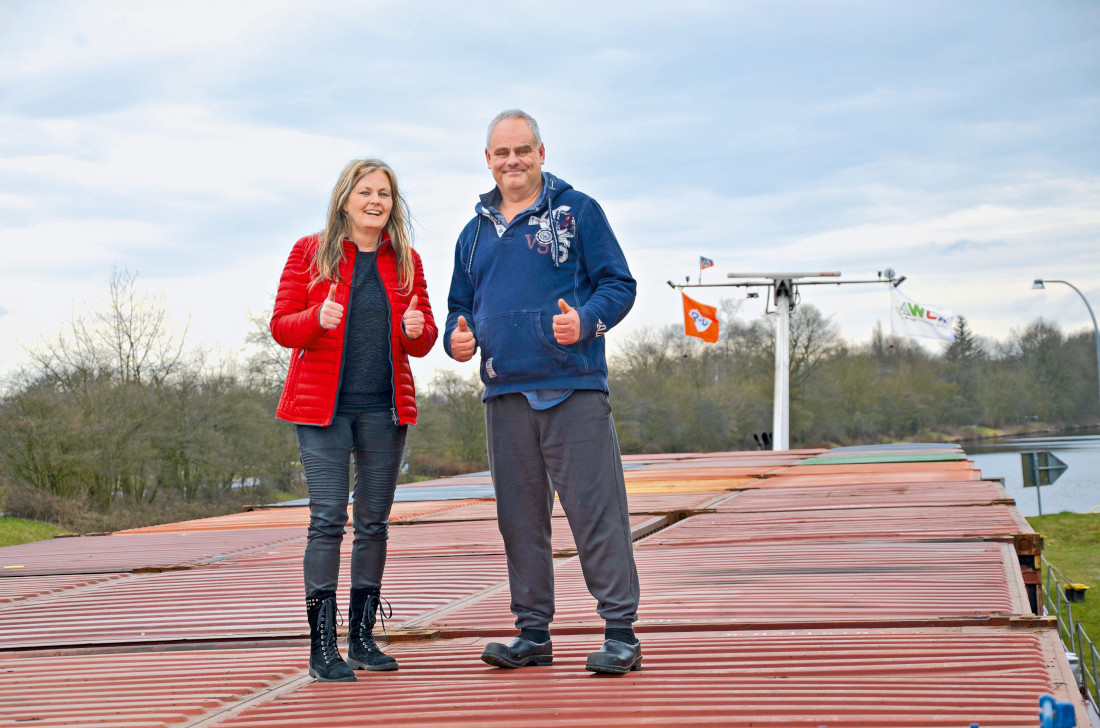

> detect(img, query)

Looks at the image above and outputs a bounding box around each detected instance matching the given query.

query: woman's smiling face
[343,169,393,244]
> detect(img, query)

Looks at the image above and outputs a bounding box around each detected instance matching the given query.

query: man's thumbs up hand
[553,298,580,345]
[450,315,476,362]
[319,282,344,329]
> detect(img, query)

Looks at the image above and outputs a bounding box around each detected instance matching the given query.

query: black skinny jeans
[296,410,406,595]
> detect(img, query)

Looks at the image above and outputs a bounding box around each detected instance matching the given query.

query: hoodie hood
[473,172,576,270]
[476,172,574,218]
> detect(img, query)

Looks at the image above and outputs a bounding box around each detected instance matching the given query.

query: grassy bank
[1028,512,1100,641]
[0,517,70,548]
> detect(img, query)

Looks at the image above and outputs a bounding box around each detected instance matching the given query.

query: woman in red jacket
[271,158,437,682]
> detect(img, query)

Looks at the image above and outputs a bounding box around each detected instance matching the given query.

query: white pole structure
[669,269,896,452]
[727,272,841,451]
[772,279,792,451]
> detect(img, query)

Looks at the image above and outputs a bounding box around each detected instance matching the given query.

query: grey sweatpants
[485,390,640,630]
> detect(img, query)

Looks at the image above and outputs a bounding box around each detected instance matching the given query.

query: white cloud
[1,0,1098,385]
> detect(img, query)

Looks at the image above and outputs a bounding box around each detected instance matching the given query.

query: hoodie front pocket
[477,310,568,379]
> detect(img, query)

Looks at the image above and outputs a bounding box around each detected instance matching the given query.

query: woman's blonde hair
[313,158,414,293]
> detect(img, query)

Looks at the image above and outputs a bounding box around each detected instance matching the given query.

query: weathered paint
[412,540,1033,635]
[635,506,1037,553]
[713,479,1014,512]
[208,629,1086,728]
[0,446,1085,725]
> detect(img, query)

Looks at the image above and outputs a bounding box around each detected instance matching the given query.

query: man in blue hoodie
[444,109,641,674]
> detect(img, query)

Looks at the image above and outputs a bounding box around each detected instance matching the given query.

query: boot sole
[481,652,554,669]
[347,658,399,672]
[308,667,357,682]
[585,658,642,675]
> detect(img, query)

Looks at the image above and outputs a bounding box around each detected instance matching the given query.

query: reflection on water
[960,429,1100,517]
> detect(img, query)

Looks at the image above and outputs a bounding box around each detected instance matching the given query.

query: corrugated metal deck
[412,540,1035,635]
[397,491,729,524]
[746,468,985,489]
[635,505,1040,554]
[712,479,1015,512]
[0,647,304,728]
[118,499,483,533]
[204,629,1081,728]
[0,572,126,604]
[0,554,511,650]
[776,460,981,477]
[0,527,306,576]
[382,515,665,557]
[0,444,1088,726]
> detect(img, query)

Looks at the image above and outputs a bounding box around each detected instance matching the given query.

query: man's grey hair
[486,109,542,149]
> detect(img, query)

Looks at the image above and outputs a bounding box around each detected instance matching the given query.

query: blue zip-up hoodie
[444,172,636,400]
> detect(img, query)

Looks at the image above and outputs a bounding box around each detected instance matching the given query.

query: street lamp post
[1032,278,1100,416]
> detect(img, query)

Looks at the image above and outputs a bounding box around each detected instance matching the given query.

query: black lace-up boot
[306,590,356,682]
[347,586,398,671]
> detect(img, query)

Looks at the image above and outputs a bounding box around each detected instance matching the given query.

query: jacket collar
[341,228,392,254]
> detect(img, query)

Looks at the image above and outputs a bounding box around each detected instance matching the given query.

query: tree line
[1,271,1096,532]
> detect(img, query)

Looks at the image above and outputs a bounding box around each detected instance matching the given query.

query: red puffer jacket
[270,232,437,426]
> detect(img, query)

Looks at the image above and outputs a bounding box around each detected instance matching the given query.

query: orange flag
[682,292,719,343]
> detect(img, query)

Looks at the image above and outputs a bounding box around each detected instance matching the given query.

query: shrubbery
[2,271,1096,534]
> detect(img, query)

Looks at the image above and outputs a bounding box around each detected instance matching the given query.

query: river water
[960,429,1100,517]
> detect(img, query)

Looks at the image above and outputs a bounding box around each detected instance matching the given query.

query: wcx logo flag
[700,255,714,270]
[890,286,956,342]
[682,292,719,343]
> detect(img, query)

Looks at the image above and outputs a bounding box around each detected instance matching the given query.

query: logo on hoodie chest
[524,205,574,263]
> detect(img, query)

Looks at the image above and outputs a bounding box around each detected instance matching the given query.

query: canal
[960,428,1100,517]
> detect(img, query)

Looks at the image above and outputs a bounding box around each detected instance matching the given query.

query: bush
[408,453,486,479]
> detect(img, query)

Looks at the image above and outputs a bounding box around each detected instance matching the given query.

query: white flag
[890,287,955,342]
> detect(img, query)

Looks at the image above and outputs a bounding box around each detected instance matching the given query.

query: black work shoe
[585,639,642,674]
[481,635,553,668]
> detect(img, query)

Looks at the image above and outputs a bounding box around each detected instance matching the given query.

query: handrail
[1044,565,1099,709]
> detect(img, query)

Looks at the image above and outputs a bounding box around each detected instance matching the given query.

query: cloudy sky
[2,0,1098,387]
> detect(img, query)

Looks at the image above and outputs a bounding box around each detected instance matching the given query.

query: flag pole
[668,269,901,451]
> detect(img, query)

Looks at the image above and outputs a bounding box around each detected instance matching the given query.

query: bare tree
[27,267,191,395]
[243,307,292,395]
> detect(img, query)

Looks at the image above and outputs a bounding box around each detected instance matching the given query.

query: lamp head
[1032,279,1046,290]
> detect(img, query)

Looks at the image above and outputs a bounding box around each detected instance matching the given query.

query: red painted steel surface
[399,492,728,523]
[747,469,984,488]
[813,444,964,455]
[0,445,1087,725]
[0,554,510,650]
[0,572,126,604]
[713,479,1015,512]
[394,474,493,489]
[636,506,1036,550]
[622,448,824,463]
[412,540,1031,634]
[778,460,979,476]
[0,527,305,576]
[118,500,479,533]
[209,629,1085,728]
[382,515,660,557]
[0,647,303,728]
[632,456,816,469]
[625,466,773,481]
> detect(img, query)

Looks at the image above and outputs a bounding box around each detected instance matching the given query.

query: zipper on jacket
[370,251,401,427]
[329,251,356,426]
